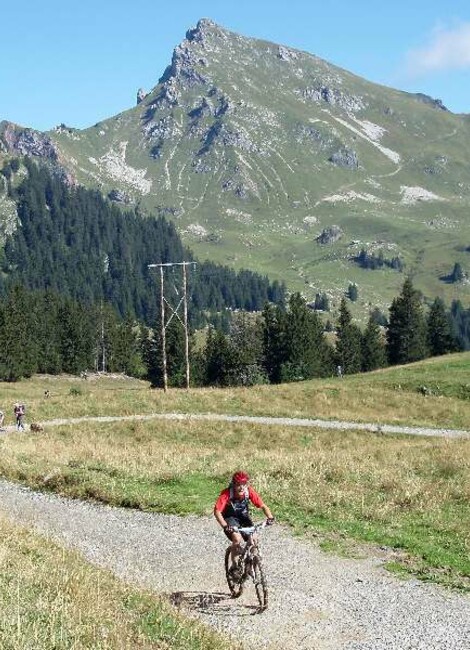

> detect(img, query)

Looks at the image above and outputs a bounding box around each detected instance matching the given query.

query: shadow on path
[169,590,261,616]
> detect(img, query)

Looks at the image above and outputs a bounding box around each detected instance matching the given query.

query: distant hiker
[0,409,4,430]
[44,390,50,399]
[14,403,25,431]
[336,365,343,378]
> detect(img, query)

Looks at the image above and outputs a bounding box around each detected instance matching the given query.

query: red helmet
[232,471,250,485]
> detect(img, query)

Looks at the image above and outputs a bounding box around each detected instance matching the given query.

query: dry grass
[1,353,469,430]
[0,353,469,591]
[0,418,468,588]
[0,514,234,650]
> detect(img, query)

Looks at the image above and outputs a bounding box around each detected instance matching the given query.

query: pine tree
[427,297,456,356]
[449,300,469,350]
[281,293,331,380]
[59,300,95,374]
[362,315,387,371]
[35,290,63,374]
[204,327,239,386]
[335,298,362,374]
[141,326,161,387]
[0,285,38,380]
[228,312,266,385]
[386,277,428,365]
[261,302,286,383]
[347,283,358,302]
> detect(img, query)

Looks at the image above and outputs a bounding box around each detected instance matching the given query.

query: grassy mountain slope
[2,18,470,314]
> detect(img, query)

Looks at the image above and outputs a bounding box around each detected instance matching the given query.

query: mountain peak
[3,19,470,309]
[186,17,220,41]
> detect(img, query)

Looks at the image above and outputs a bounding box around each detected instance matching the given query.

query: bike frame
[232,521,266,576]
[225,520,269,610]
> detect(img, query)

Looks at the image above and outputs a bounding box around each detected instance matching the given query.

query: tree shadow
[169,590,261,616]
[439,273,454,284]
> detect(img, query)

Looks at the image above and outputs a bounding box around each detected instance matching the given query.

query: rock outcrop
[1,121,58,160]
[137,88,147,104]
[300,86,366,112]
[316,225,344,244]
[412,93,448,112]
[329,148,359,169]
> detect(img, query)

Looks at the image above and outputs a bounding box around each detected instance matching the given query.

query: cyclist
[214,471,274,579]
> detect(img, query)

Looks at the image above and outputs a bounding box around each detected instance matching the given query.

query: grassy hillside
[0,353,469,590]
[3,20,470,310]
[1,352,469,429]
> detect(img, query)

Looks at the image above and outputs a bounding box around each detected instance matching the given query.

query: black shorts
[224,514,253,540]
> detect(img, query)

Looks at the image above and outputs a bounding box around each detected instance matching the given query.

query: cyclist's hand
[224,524,235,535]
[266,517,275,526]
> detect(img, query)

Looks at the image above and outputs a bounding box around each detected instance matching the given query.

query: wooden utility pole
[101,301,106,373]
[159,264,168,391]
[148,261,196,391]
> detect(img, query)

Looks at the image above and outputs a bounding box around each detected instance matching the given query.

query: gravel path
[0,479,468,650]
[2,412,470,438]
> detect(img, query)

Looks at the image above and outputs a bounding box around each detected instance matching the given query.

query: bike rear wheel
[225,547,244,598]
[253,555,268,610]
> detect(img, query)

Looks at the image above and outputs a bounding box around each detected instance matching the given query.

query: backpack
[228,482,250,517]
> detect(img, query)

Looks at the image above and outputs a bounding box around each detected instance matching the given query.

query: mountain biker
[214,471,274,579]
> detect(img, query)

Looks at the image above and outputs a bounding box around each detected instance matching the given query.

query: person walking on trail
[214,471,274,580]
[0,409,4,430]
[14,403,25,431]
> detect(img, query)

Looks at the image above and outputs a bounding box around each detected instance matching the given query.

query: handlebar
[233,520,268,535]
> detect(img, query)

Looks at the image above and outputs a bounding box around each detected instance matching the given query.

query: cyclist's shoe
[229,563,243,581]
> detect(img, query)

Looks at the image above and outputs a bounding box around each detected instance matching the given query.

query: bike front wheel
[252,555,268,611]
[224,547,244,598]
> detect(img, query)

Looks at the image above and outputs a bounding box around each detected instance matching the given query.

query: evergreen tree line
[0,286,144,381]
[1,159,285,325]
[0,278,467,385]
[354,249,404,271]
[147,278,466,388]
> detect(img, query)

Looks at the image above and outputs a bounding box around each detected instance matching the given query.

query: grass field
[1,353,470,430]
[0,419,468,590]
[0,352,468,627]
[0,515,234,649]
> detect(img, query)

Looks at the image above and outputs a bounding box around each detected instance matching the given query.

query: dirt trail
[1,411,469,439]
[0,480,469,650]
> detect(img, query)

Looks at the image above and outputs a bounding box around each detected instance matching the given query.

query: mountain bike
[224,520,269,611]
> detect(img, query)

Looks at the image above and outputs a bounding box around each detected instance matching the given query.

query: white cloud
[406,22,470,76]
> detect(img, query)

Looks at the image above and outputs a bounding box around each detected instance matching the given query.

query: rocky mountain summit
[1,18,470,307]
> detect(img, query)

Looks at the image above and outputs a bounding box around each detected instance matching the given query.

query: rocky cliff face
[1,121,59,159]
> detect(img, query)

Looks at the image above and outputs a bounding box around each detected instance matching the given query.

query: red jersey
[215,485,264,517]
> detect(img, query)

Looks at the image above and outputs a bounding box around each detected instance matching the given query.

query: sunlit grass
[0,417,468,590]
[1,352,470,430]
[0,514,235,649]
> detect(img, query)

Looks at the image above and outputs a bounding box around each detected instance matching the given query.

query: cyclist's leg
[224,516,244,564]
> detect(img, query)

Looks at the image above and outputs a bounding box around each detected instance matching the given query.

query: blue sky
[3,1,470,131]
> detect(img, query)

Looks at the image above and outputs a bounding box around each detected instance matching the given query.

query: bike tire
[224,547,244,598]
[253,555,268,611]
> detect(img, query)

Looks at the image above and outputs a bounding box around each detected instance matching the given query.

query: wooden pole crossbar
[148,262,196,391]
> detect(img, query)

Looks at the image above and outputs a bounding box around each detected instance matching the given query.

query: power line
[148,261,196,392]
